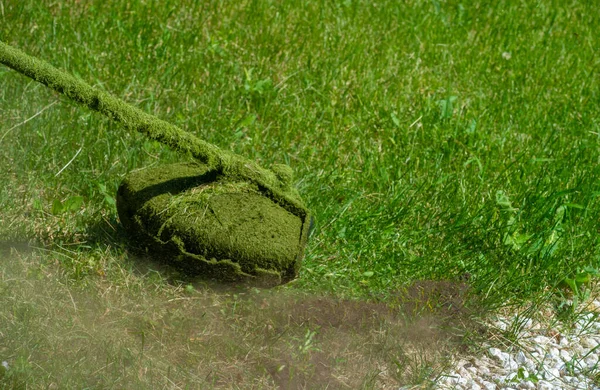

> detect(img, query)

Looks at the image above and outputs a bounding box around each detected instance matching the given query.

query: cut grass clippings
[0,243,475,389]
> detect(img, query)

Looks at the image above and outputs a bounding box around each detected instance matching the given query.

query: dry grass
[0,242,481,389]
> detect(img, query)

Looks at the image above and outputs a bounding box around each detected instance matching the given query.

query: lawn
[1,0,599,388]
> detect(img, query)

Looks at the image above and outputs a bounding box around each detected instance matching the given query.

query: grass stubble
[1,0,600,388]
[0,242,477,389]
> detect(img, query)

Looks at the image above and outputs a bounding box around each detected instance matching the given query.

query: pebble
[432,301,600,390]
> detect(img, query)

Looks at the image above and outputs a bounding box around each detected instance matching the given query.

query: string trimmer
[0,41,312,286]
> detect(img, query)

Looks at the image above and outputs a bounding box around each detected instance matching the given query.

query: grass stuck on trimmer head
[0,41,312,286]
[117,162,310,286]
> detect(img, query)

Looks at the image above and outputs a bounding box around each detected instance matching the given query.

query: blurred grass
[0,245,467,389]
[1,0,600,387]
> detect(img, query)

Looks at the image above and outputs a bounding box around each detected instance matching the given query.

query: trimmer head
[117,162,312,286]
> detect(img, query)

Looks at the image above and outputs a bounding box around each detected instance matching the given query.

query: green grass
[1,0,600,387]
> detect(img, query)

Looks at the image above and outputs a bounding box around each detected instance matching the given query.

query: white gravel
[435,300,600,390]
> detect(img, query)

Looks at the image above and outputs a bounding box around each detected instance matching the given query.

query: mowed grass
[1,0,600,388]
[1,245,470,389]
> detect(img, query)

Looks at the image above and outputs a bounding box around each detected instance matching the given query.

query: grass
[1,0,600,387]
[0,244,468,389]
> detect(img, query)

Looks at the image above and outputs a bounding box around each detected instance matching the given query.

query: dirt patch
[258,294,395,330]
[220,283,482,389]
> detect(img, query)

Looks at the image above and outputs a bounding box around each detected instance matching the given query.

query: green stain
[0,41,311,285]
